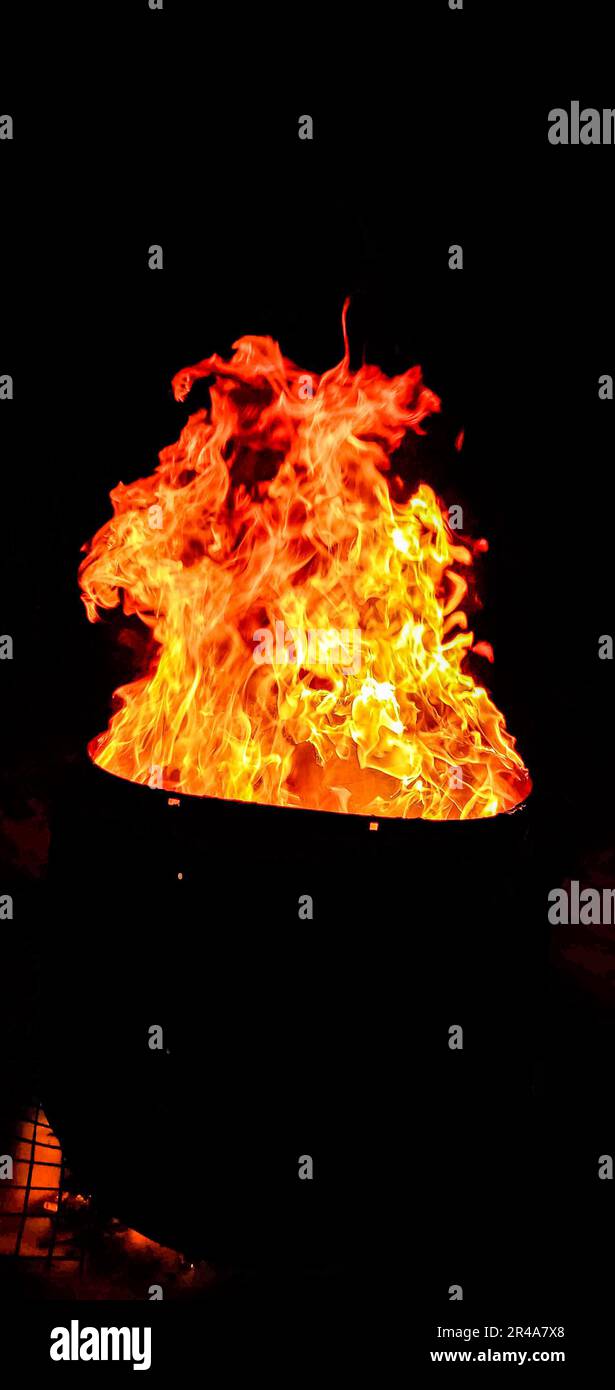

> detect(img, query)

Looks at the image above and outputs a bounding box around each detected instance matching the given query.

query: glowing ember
[80,307,530,820]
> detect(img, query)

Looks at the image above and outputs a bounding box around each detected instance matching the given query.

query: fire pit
[46,754,539,1269]
[42,315,541,1272]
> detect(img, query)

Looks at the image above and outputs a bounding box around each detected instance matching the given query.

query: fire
[80,307,530,820]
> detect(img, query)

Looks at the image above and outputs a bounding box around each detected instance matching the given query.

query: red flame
[79,312,530,820]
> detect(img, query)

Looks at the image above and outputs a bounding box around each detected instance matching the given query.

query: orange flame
[79,310,530,820]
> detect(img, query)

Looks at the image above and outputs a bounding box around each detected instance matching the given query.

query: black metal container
[42,754,552,1271]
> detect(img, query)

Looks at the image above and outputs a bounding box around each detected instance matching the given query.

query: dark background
[1,1,614,1371]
